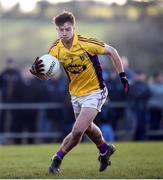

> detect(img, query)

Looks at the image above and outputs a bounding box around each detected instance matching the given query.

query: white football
[39,54,60,78]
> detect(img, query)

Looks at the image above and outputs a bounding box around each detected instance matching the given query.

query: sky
[0,0,128,12]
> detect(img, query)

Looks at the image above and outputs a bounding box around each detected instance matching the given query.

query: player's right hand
[119,72,130,95]
[30,57,47,80]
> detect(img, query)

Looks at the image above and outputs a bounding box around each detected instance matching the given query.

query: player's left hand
[119,72,129,95]
[30,57,45,76]
[30,57,48,80]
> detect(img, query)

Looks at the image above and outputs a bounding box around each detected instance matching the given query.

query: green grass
[0,142,163,178]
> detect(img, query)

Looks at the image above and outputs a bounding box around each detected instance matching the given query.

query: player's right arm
[104,44,124,73]
[103,44,130,95]
[80,36,129,95]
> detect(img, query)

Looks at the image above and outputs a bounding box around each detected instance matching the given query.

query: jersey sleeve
[86,38,105,56]
[49,47,58,58]
[48,39,60,58]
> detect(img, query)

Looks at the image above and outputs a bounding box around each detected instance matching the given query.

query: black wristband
[119,72,126,78]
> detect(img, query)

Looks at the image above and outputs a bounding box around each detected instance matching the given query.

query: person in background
[106,69,125,132]
[121,56,135,138]
[129,70,151,140]
[121,56,135,85]
[0,58,22,144]
[42,70,68,142]
[12,66,42,144]
[148,72,163,132]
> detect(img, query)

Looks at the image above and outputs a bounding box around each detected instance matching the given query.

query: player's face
[56,22,74,43]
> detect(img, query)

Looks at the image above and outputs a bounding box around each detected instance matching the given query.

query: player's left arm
[30,57,48,80]
[103,43,130,95]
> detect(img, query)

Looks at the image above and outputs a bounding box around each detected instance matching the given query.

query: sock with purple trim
[56,148,66,159]
[98,142,109,154]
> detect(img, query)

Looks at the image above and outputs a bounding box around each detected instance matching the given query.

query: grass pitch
[0,142,163,179]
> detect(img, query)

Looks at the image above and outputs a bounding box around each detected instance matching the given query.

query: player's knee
[72,128,83,140]
[85,124,93,134]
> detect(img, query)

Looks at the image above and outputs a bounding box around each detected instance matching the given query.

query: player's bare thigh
[74,108,97,133]
[72,107,98,134]
[75,111,92,131]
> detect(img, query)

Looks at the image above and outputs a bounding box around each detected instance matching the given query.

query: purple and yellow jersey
[49,33,106,96]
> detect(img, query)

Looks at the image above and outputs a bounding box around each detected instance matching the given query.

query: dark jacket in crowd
[0,69,22,102]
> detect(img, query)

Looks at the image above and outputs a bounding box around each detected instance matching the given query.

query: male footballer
[30,11,129,174]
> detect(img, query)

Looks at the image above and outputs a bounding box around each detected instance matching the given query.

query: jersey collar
[72,33,78,46]
[59,33,78,48]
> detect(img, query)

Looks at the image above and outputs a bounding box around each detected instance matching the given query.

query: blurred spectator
[1,58,162,143]
[61,91,75,140]
[0,58,22,144]
[105,69,125,131]
[129,70,151,140]
[148,72,163,131]
[121,56,135,85]
[107,69,125,101]
[99,55,110,81]
[121,56,136,138]
[95,101,115,142]
[39,70,68,142]
[104,56,135,140]
[11,66,42,144]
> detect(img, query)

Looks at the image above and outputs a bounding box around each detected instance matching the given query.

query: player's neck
[62,35,74,49]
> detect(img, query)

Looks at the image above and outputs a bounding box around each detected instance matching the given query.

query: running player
[30,11,129,173]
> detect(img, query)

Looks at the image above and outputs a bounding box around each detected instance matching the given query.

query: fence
[0,102,163,144]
